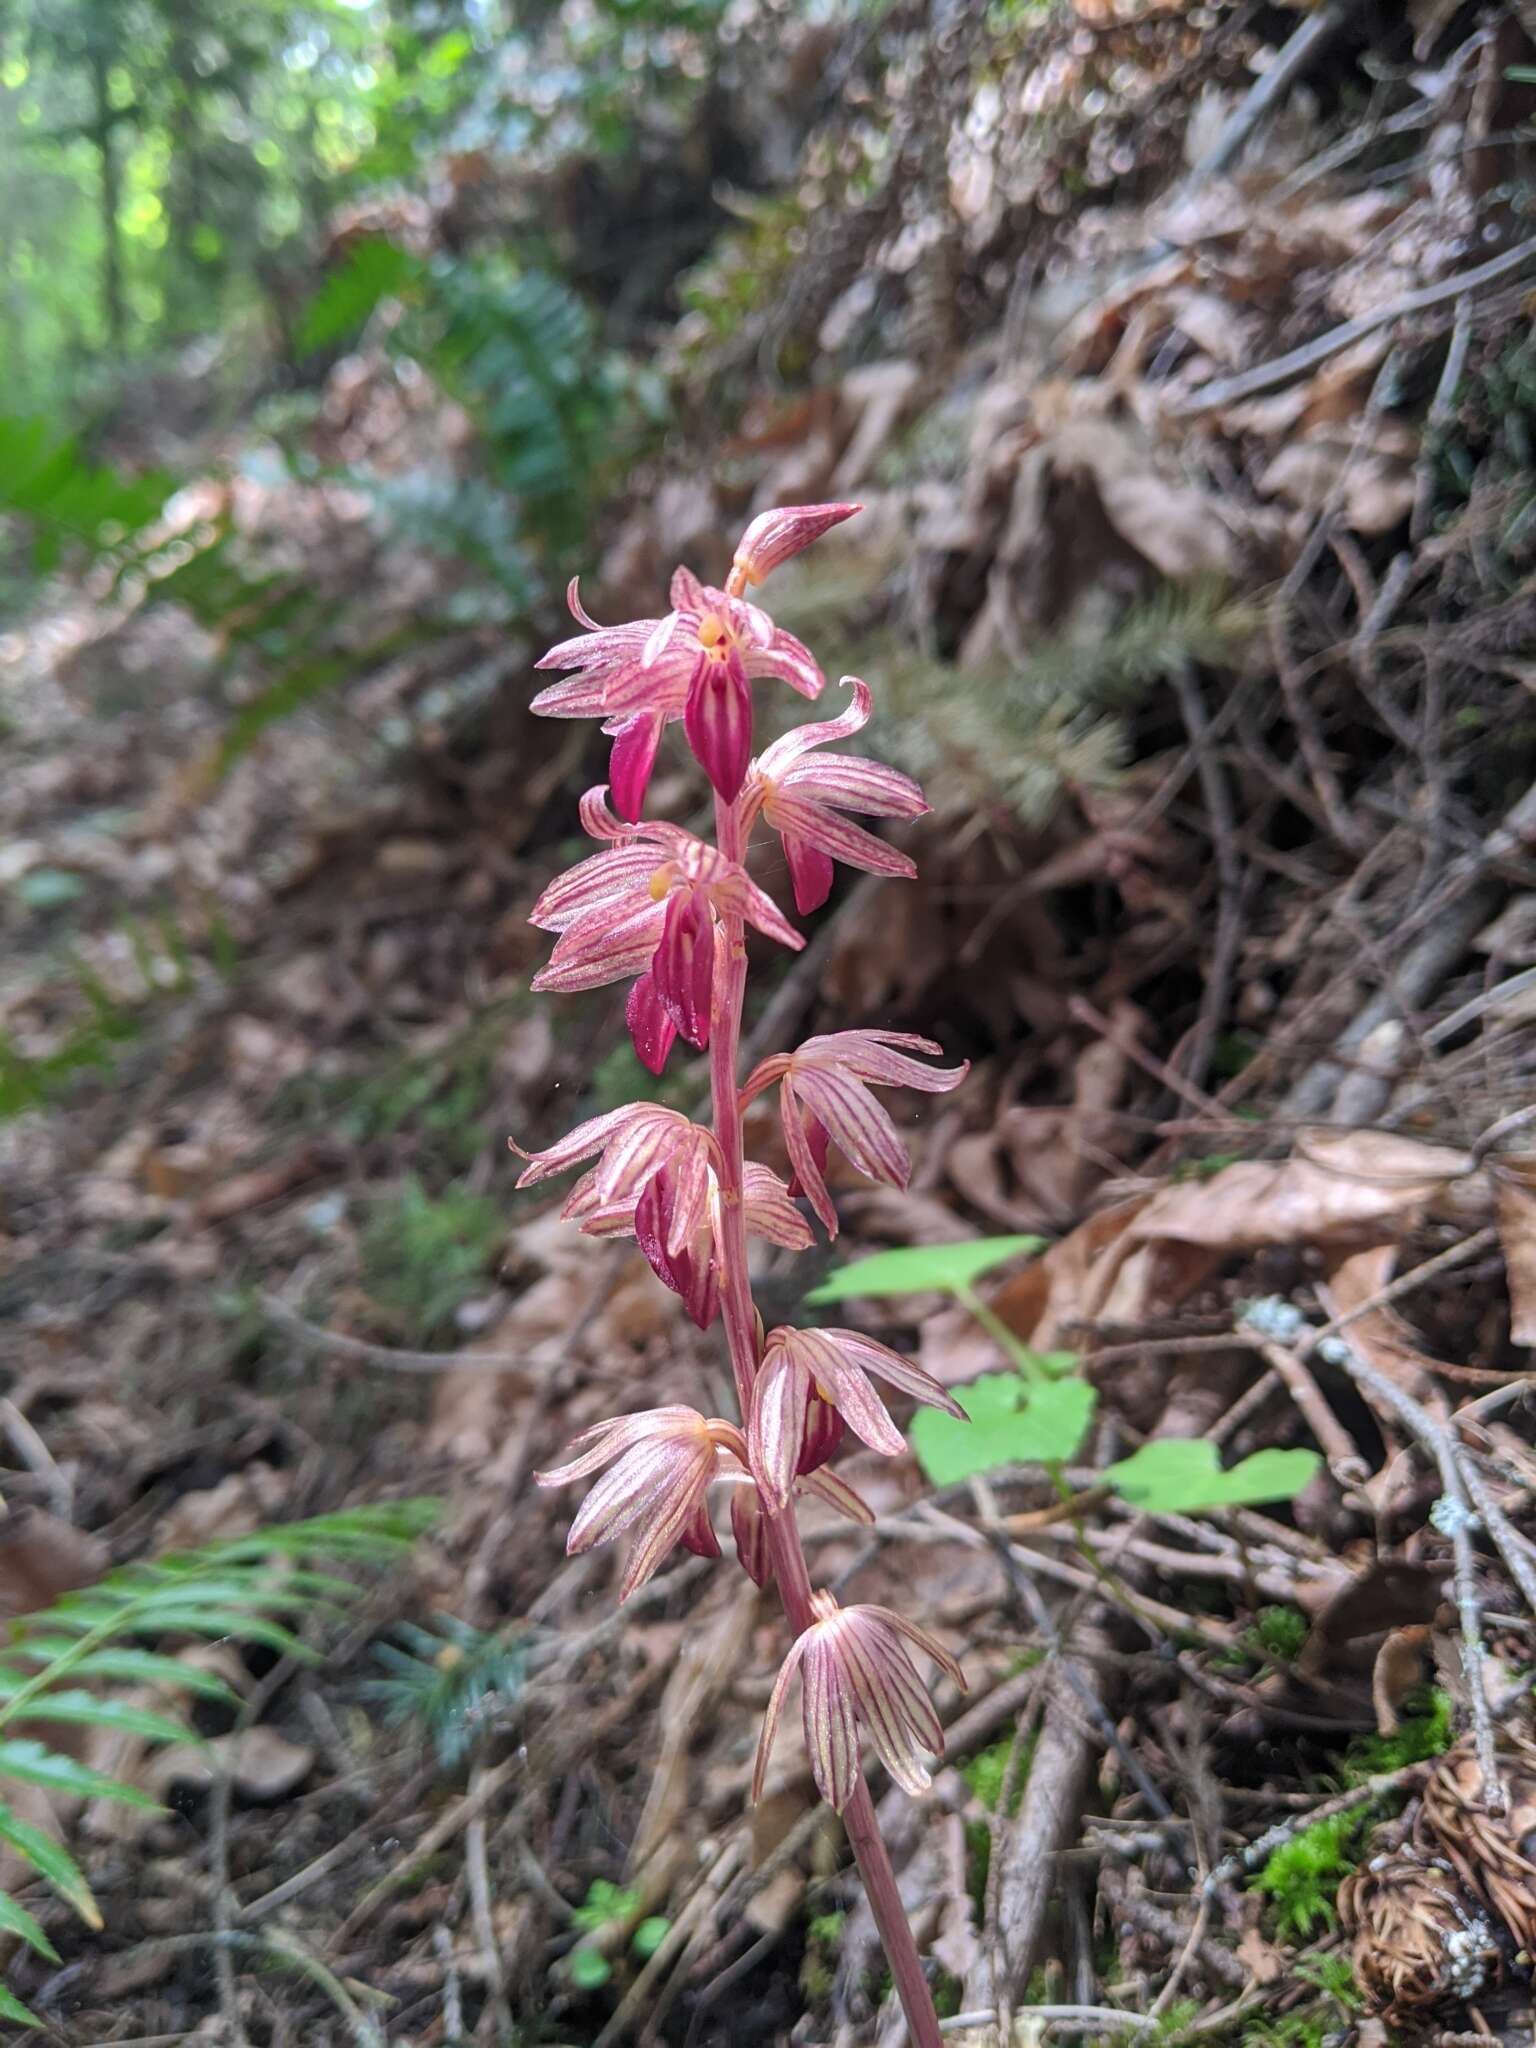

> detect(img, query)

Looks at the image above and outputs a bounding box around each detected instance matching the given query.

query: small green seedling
[566,1881,671,1990]
[808,1235,1323,1515]
[363,1615,527,1769]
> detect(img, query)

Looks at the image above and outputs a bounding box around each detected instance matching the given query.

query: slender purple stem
[709,766,944,2048]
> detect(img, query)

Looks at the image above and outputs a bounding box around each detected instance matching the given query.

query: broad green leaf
[0,1980,41,2028]
[0,1739,160,1809]
[806,1236,1045,1303]
[0,1889,59,1962]
[910,1374,1097,1486]
[298,237,422,354]
[0,1805,101,1926]
[2,1647,237,1703]
[0,1691,190,1746]
[1103,1441,1323,1515]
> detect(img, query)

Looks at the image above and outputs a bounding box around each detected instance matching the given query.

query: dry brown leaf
[1492,1155,1536,1347]
[1234,1925,1287,1986]
[1372,1626,1434,1735]
[1126,1131,1473,1251]
[144,1726,316,1803]
[0,1509,108,1619]
[1318,1244,1446,1404]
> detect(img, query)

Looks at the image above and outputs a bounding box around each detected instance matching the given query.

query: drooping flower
[529,789,804,1069]
[531,568,826,817]
[741,1031,969,1237]
[749,1326,965,1508]
[741,678,928,915]
[752,1592,965,1809]
[731,502,862,589]
[511,1103,719,1261]
[516,1104,810,1328]
[535,1408,748,1600]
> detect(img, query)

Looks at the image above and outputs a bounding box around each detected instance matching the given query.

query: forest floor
[5,3,1536,2045]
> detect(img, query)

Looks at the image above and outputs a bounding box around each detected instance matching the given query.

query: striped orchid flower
[741,1030,969,1236]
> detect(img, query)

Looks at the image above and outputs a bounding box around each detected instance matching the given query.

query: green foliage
[0,1500,432,2020]
[788,580,1257,829]
[1340,1689,1452,1783]
[910,1374,1097,1487]
[0,414,170,572]
[299,235,422,355]
[1102,1440,1323,1516]
[360,1176,504,1340]
[806,1237,1045,1303]
[960,1729,1036,1816]
[1250,1809,1369,1942]
[363,1615,528,1769]
[1249,1605,1309,1663]
[565,1881,671,1989]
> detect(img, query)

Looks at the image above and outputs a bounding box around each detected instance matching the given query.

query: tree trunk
[88,44,125,347]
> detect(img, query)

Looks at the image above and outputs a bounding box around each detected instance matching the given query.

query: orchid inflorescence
[516,502,969,2045]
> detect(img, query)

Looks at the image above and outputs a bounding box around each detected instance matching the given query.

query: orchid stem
[710,783,945,2048]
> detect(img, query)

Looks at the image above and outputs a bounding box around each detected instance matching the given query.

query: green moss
[1248,1605,1308,1664]
[1340,1687,1452,1782]
[1249,1809,1369,1942]
[360,1176,504,1340]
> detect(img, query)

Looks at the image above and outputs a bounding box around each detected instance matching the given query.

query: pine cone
[1339,1849,1500,2016]
[1419,1736,1536,1958]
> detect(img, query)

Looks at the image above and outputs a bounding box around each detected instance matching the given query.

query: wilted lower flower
[742,1030,969,1236]
[749,1325,964,1507]
[535,1408,749,1600]
[742,677,929,914]
[753,1593,965,1810]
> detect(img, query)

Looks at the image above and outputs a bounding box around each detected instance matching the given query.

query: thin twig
[1172,235,1536,415]
[257,1290,531,1372]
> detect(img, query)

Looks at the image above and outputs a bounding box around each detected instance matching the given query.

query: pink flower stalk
[753,1592,966,1810]
[742,1030,970,1236]
[741,677,929,914]
[532,567,825,818]
[749,1325,965,1507]
[520,503,968,2048]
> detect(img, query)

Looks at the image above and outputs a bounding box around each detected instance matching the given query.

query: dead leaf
[1493,1156,1536,1346]
[145,1726,315,1803]
[0,1509,108,1620]
[1372,1626,1433,1735]
[1234,1925,1287,1986]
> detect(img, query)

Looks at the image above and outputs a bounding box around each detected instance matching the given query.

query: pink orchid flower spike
[742,1030,969,1237]
[749,1326,965,1509]
[742,677,929,916]
[752,1592,966,1811]
[536,1408,750,1600]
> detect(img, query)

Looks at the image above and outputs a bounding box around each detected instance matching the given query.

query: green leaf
[1103,1441,1323,1515]
[4,1646,238,1704]
[568,1945,612,1990]
[298,236,422,354]
[806,1236,1045,1303]
[0,1739,161,1809]
[909,1374,1097,1486]
[0,1804,101,1926]
[0,1690,190,1746]
[632,1915,670,1959]
[0,1980,42,2028]
[14,868,86,911]
[0,1889,60,1962]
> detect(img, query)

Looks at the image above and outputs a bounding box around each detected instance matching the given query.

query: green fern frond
[0,1500,435,2018]
[0,416,171,574]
